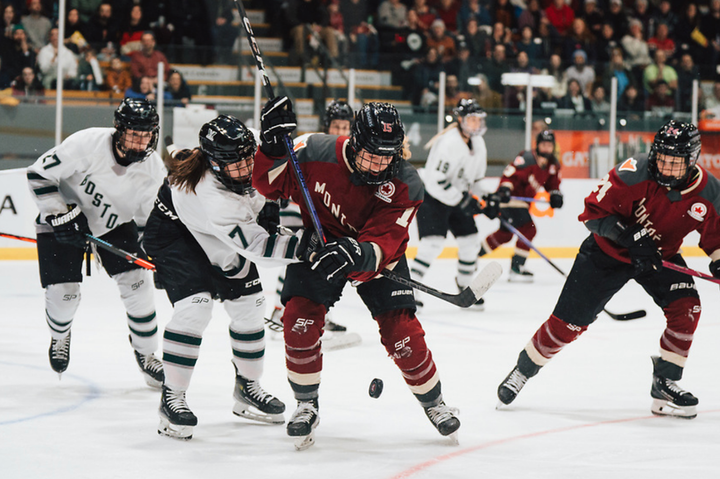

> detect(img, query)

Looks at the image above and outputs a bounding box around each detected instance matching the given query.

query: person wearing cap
[565,49,595,98]
[426,18,456,62]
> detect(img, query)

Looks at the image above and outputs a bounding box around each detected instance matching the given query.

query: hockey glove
[497,186,512,203]
[710,260,720,279]
[549,190,563,209]
[260,96,297,157]
[295,229,322,262]
[311,237,376,285]
[459,192,483,216]
[482,193,501,220]
[616,223,662,277]
[257,200,280,235]
[46,204,90,249]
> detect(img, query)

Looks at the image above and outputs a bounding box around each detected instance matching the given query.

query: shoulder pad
[615,153,652,186]
[395,161,424,202]
[699,169,720,215]
[300,134,340,164]
[512,151,536,169]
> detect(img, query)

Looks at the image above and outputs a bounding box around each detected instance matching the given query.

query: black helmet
[453,98,487,136]
[323,99,354,133]
[535,130,556,159]
[199,115,257,194]
[113,98,159,164]
[349,102,405,185]
[648,120,701,188]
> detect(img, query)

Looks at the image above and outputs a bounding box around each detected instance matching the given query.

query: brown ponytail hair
[167,148,209,194]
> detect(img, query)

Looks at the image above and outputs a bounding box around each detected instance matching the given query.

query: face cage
[350,148,401,185]
[210,156,255,194]
[458,113,487,137]
[648,148,696,188]
[114,128,158,163]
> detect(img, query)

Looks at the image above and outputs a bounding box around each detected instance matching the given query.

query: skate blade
[232,402,285,425]
[322,332,362,351]
[496,400,510,410]
[158,418,194,440]
[508,275,534,284]
[142,374,163,390]
[447,431,459,446]
[293,431,315,451]
[651,399,698,419]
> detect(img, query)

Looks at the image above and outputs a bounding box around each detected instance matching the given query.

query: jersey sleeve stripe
[264,235,277,257]
[33,186,59,196]
[285,236,299,259]
[26,172,47,181]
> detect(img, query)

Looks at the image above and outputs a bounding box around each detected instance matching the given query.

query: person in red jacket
[253,97,460,450]
[496,120,718,420]
[545,0,575,36]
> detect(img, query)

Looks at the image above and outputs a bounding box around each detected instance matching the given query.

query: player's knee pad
[224,293,266,380]
[168,292,214,336]
[527,315,587,366]
[517,221,537,241]
[45,283,81,338]
[660,297,701,364]
[283,297,324,351]
[224,292,265,331]
[376,309,436,386]
[411,236,445,277]
[487,229,513,250]
[114,269,155,317]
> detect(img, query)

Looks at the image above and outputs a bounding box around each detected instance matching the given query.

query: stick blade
[454,261,503,308]
[606,309,647,321]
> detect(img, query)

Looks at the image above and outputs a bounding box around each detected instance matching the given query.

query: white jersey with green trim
[27,127,166,236]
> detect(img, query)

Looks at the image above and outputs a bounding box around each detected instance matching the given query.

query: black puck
[368,378,383,398]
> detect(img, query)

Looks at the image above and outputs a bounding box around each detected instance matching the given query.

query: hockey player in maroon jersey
[497,120,720,419]
[253,97,461,449]
[478,130,564,282]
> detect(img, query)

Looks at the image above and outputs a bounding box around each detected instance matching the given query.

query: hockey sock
[659,297,701,370]
[45,283,81,340]
[413,381,442,408]
[652,355,684,381]
[115,269,158,354]
[224,293,266,381]
[525,315,588,367]
[411,235,445,280]
[283,297,325,387]
[456,234,479,289]
[288,381,319,402]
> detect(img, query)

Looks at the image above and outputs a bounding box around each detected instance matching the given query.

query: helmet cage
[199,115,257,194]
[453,99,487,136]
[349,102,405,185]
[648,121,701,188]
[324,100,354,133]
[113,98,159,164]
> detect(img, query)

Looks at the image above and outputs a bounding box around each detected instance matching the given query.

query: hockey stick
[511,196,550,204]
[0,232,37,243]
[236,2,501,307]
[661,260,720,285]
[498,216,647,321]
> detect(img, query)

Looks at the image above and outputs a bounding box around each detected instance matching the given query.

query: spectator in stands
[77,47,102,90]
[646,79,675,113]
[632,0,652,36]
[64,8,88,55]
[377,0,408,30]
[457,0,491,33]
[605,0,628,40]
[473,72,502,110]
[618,84,644,119]
[119,4,147,56]
[580,0,603,38]
[565,49,595,98]
[562,18,595,65]
[1,25,36,81]
[21,0,51,52]
[412,46,444,108]
[705,82,720,111]
[412,0,436,34]
[542,53,567,100]
[72,0,104,24]
[426,18,456,63]
[167,68,191,105]
[37,27,79,89]
[444,73,472,109]
[699,0,720,72]
[447,42,477,90]
[285,0,339,66]
[125,74,172,100]
[516,25,543,68]
[590,83,610,113]
[328,0,348,58]
[482,43,509,95]
[210,0,238,65]
[392,8,426,80]
[518,0,545,33]
[596,22,619,64]
[648,22,675,58]
[463,18,488,60]
[621,18,651,70]
[504,51,535,109]
[165,0,214,65]
[104,56,132,94]
[2,4,19,40]
[650,0,678,38]
[642,49,677,96]
[558,78,591,114]
[675,3,704,64]
[11,65,44,97]
[435,0,460,33]
[602,47,635,98]
[536,18,558,62]
[130,31,170,86]
[486,21,514,59]
[545,0,574,37]
[84,2,119,52]
[340,0,378,68]
[676,53,699,113]
[493,0,516,31]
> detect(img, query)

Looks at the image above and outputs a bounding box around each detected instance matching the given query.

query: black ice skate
[232,374,286,424]
[49,332,71,377]
[650,357,698,419]
[158,386,198,440]
[509,255,534,283]
[424,401,461,442]
[497,366,529,407]
[287,400,320,451]
[324,319,347,332]
[134,350,164,389]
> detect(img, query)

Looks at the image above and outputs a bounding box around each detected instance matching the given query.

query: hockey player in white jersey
[143,115,315,440]
[27,98,166,387]
[410,99,493,310]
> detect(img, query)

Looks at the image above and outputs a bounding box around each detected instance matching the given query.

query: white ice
[2,256,720,479]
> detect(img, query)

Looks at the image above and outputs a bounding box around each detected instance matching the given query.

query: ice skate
[497,366,529,407]
[650,357,698,419]
[158,386,197,440]
[423,401,460,443]
[232,374,286,424]
[508,264,534,283]
[134,350,164,389]
[321,313,361,351]
[49,332,71,378]
[287,400,319,451]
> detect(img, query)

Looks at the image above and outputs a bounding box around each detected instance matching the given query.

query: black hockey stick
[498,217,647,321]
[236,2,502,307]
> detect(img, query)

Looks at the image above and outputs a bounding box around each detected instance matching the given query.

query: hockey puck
[368,378,383,398]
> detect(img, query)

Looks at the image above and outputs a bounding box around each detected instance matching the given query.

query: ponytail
[167,148,209,194]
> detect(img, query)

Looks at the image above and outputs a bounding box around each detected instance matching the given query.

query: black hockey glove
[616,223,662,277]
[482,193,501,220]
[257,200,280,235]
[46,204,90,249]
[549,190,563,209]
[459,192,483,216]
[710,260,720,279]
[260,96,296,157]
[295,229,322,262]
[311,237,376,285]
[497,186,512,203]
